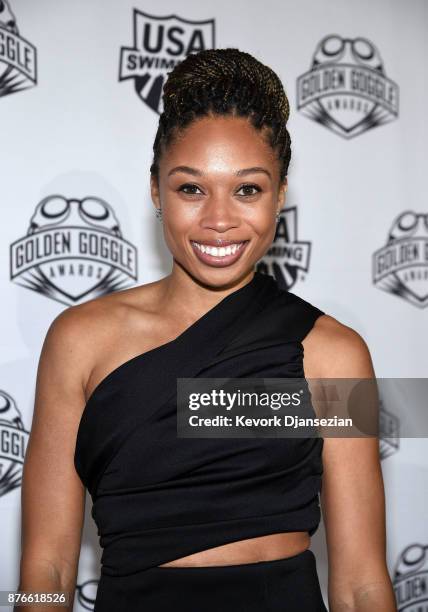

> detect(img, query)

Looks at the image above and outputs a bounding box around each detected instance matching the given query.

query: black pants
[94,548,328,611]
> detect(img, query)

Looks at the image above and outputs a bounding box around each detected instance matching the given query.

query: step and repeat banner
[1,0,427,609]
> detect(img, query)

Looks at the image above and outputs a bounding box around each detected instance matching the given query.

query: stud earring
[276,211,281,223]
[155,207,163,222]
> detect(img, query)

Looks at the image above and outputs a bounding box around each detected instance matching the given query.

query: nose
[199,192,240,233]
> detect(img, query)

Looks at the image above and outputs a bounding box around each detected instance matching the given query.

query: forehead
[161,115,277,174]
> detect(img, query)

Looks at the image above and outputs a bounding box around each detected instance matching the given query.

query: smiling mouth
[190,240,249,267]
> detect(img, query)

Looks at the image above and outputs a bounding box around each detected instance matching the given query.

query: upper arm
[20,306,94,588]
[305,317,391,594]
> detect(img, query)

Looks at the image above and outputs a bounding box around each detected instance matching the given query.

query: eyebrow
[167,165,272,180]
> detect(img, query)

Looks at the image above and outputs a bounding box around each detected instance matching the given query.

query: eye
[236,183,262,197]
[177,183,203,196]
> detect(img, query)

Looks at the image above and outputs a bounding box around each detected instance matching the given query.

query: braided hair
[150,48,291,184]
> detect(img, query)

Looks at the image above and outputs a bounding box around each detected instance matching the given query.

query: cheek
[245,211,278,254]
[162,208,195,253]
[245,206,276,235]
[167,206,196,230]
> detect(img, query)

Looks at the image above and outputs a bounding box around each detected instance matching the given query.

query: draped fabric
[74,272,325,577]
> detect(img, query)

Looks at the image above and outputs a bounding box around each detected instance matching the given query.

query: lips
[190,239,249,267]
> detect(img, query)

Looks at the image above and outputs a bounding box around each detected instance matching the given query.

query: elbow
[328,572,397,612]
[17,552,77,609]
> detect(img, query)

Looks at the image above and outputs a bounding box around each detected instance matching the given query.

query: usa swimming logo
[119,9,215,114]
[296,35,399,138]
[10,195,138,306]
[0,0,37,97]
[372,211,428,308]
[0,390,29,498]
[256,206,312,291]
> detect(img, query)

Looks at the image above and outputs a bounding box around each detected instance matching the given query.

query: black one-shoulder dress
[74,271,328,611]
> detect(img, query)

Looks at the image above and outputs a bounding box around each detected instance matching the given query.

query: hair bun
[163,48,290,124]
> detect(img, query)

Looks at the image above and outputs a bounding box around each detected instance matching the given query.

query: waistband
[94,548,327,612]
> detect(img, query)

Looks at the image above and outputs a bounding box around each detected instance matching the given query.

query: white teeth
[192,241,245,257]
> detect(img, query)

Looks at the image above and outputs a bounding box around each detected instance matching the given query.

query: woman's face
[151,114,287,287]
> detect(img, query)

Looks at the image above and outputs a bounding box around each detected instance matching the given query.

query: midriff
[157,531,310,568]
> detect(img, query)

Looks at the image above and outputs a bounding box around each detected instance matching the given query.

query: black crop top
[74,271,326,577]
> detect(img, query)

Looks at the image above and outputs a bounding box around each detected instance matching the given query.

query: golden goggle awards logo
[372,211,428,309]
[379,398,400,460]
[296,34,399,138]
[0,390,28,498]
[0,0,37,97]
[119,9,215,114]
[10,195,138,306]
[393,544,428,611]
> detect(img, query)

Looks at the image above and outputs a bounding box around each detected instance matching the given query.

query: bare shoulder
[43,281,162,391]
[302,313,375,378]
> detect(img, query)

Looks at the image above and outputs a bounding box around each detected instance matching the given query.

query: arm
[15,307,93,612]
[308,317,397,611]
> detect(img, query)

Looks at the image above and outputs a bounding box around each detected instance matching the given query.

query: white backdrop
[1,1,427,610]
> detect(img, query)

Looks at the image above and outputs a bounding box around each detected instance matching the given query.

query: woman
[18,48,396,611]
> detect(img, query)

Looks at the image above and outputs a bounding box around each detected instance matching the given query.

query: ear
[150,174,161,211]
[276,177,288,215]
